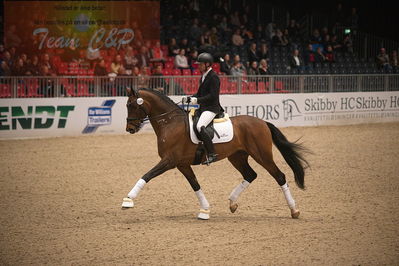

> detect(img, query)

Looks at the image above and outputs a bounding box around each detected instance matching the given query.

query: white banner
[0,97,127,139]
[1,91,399,139]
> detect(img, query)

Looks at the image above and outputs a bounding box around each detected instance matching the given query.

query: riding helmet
[197,53,213,64]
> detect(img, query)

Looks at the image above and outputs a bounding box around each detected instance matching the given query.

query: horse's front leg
[122,158,174,209]
[177,165,210,220]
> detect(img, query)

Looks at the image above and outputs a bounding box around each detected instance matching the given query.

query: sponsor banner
[0,97,127,139]
[1,91,398,139]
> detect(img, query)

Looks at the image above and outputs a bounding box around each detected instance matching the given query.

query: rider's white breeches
[196,111,216,132]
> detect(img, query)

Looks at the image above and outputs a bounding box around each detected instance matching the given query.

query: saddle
[190,108,228,140]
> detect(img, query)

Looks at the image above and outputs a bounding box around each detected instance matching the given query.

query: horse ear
[126,87,132,96]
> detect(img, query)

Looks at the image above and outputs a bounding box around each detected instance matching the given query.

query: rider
[184,52,223,165]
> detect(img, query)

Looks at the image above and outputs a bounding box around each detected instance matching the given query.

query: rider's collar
[202,67,213,82]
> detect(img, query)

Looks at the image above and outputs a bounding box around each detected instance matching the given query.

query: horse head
[125,87,149,134]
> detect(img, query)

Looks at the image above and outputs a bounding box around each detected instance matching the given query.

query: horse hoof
[230,202,238,213]
[121,198,134,209]
[197,209,210,220]
[291,209,300,219]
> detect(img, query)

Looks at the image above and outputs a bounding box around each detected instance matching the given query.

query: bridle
[126,89,184,126]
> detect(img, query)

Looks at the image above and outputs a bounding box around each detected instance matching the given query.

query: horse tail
[266,122,309,189]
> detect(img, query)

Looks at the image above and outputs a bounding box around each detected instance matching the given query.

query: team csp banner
[1,91,399,139]
[4,1,160,53]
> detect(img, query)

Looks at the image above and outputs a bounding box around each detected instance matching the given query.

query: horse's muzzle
[126,125,138,134]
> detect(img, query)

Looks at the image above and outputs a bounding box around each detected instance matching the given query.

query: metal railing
[0,74,398,98]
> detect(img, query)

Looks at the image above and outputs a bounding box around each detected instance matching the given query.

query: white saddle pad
[188,111,234,144]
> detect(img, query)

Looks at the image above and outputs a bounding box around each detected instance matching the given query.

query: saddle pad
[188,112,234,144]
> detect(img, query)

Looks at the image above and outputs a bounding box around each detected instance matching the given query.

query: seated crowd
[1,2,398,85]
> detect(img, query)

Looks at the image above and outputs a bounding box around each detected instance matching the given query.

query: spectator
[26,55,40,76]
[330,35,343,52]
[248,43,260,64]
[1,60,11,76]
[150,64,168,94]
[231,28,244,47]
[86,47,101,68]
[220,53,232,75]
[258,59,271,75]
[230,11,241,27]
[241,25,254,43]
[2,51,13,69]
[254,24,266,42]
[324,45,336,63]
[259,43,270,62]
[189,18,202,47]
[230,54,246,77]
[209,27,220,47]
[376,48,392,71]
[151,41,166,65]
[124,46,139,75]
[390,50,398,72]
[137,46,151,68]
[199,30,214,51]
[314,47,326,63]
[247,61,259,76]
[187,49,198,70]
[94,59,109,76]
[342,34,353,54]
[322,34,332,49]
[40,53,56,75]
[174,48,189,69]
[303,44,316,66]
[289,49,304,69]
[168,38,179,57]
[11,58,27,76]
[111,55,124,75]
[178,38,190,53]
[137,66,150,89]
[40,65,55,97]
[310,29,322,44]
[272,29,288,47]
[287,19,300,42]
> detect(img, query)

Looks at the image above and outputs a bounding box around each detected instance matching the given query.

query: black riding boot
[199,126,217,165]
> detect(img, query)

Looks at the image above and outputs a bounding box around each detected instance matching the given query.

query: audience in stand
[324,45,335,63]
[247,61,259,76]
[314,47,326,63]
[220,53,232,75]
[174,48,190,69]
[258,59,271,75]
[289,49,304,70]
[376,48,392,72]
[390,50,398,72]
[94,59,109,76]
[230,55,246,77]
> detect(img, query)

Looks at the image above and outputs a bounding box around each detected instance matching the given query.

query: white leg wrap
[229,180,250,202]
[281,183,296,210]
[127,179,147,199]
[195,189,210,210]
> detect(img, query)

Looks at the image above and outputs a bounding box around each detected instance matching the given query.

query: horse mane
[139,88,184,112]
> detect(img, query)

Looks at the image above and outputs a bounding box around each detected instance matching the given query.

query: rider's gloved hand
[190,97,198,104]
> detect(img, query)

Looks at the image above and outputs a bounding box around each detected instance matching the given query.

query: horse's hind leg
[227,151,257,213]
[177,165,210,220]
[249,145,300,219]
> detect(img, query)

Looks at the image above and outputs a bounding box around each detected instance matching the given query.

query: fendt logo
[0,105,75,130]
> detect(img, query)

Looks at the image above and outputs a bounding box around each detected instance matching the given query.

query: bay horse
[122,88,309,220]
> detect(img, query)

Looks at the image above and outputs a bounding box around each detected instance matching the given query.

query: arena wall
[1,91,398,139]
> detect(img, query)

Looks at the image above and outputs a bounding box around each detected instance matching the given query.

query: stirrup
[202,154,217,165]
